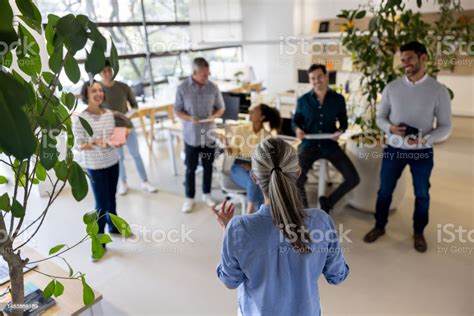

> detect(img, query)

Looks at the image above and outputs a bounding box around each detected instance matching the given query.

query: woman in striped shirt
[73,80,122,246]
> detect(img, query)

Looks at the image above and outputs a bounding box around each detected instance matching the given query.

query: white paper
[304,133,336,140]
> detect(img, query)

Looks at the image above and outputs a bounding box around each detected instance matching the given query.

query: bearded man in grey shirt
[364,41,452,253]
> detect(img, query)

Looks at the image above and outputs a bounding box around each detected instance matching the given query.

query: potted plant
[0,0,130,314]
[338,0,471,212]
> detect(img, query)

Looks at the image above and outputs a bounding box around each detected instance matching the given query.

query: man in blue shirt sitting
[293,64,360,212]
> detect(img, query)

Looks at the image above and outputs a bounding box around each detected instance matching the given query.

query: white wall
[240,0,295,94]
[237,0,473,115]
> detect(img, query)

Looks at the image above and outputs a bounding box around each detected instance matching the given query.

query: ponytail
[252,137,311,254]
[259,103,282,132]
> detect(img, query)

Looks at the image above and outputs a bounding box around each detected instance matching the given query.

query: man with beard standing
[364,41,452,252]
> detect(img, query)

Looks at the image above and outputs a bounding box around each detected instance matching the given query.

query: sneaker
[141,181,158,193]
[182,198,194,213]
[202,194,216,208]
[118,181,128,195]
[414,233,427,253]
[363,227,386,243]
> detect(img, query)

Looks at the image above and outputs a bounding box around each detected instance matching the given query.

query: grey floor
[14,117,474,315]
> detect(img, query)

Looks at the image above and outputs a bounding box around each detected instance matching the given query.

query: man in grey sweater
[364,41,452,252]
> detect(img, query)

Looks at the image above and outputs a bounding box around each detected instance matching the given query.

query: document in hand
[108,127,128,147]
[304,133,337,140]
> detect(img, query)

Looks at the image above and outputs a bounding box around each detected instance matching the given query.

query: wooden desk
[130,103,175,151]
[0,248,102,315]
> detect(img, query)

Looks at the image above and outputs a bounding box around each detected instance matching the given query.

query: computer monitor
[222,93,240,122]
[297,69,309,84]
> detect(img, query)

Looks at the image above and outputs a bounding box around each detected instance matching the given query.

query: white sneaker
[118,181,128,195]
[141,181,158,193]
[182,198,194,213]
[202,194,216,208]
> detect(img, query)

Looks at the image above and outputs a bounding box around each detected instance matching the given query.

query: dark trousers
[375,146,434,234]
[184,143,216,199]
[86,163,120,234]
[296,146,360,208]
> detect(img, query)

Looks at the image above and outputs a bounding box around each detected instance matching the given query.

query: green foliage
[81,276,95,305]
[339,0,472,132]
[0,0,126,308]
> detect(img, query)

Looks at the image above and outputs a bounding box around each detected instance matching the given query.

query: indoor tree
[0,0,130,314]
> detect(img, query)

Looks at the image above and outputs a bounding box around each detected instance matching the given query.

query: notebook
[108,127,128,147]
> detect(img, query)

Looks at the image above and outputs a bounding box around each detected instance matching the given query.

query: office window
[37,0,242,96]
[38,0,142,23]
[148,26,191,53]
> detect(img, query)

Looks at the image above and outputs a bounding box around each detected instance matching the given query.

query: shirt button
[320,122,323,125]
[320,114,323,117]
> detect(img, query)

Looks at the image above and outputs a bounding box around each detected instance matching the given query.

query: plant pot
[345,137,407,213]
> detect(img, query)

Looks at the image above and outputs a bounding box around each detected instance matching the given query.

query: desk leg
[168,130,178,176]
[318,160,327,208]
[138,115,152,151]
[149,110,155,150]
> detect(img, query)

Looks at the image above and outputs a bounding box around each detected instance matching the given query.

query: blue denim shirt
[217,204,349,316]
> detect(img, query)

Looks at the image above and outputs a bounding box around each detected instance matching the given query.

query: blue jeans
[118,129,148,183]
[375,146,434,234]
[230,163,264,209]
[86,163,120,234]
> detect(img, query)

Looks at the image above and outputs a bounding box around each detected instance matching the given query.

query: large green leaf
[49,244,66,255]
[17,24,41,76]
[43,280,55,299]
[0,91,37,160]
[0,70,31,106]
[82,210,97,225]
[0,51,13,67]
[109,214,132,237]
[53,280,64,297]
[64,53,81,84]
[11,198,25,218]
[85,43,106,75]
[16,0,42,34]
[109,41,120,80]
[35,162,47,181]
[90,236,105,260]
[61,91,76,110]
[0,193,10,211]
[40,131,58,170]
[81,276,95,305]
[49,45,63,73]
[78,116,93,137]
[53,160,68,181]
[55,14,81,37]
[0,0,19,49]
[68,161,88,201]
[45,14,60,56]
[88,23,107,51]
[64,28,88,55]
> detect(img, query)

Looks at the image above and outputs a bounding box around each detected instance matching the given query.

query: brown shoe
[414,234,427,253]
[363,227,385,243]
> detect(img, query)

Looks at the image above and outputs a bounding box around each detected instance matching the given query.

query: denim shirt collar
[256,204,272,217]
